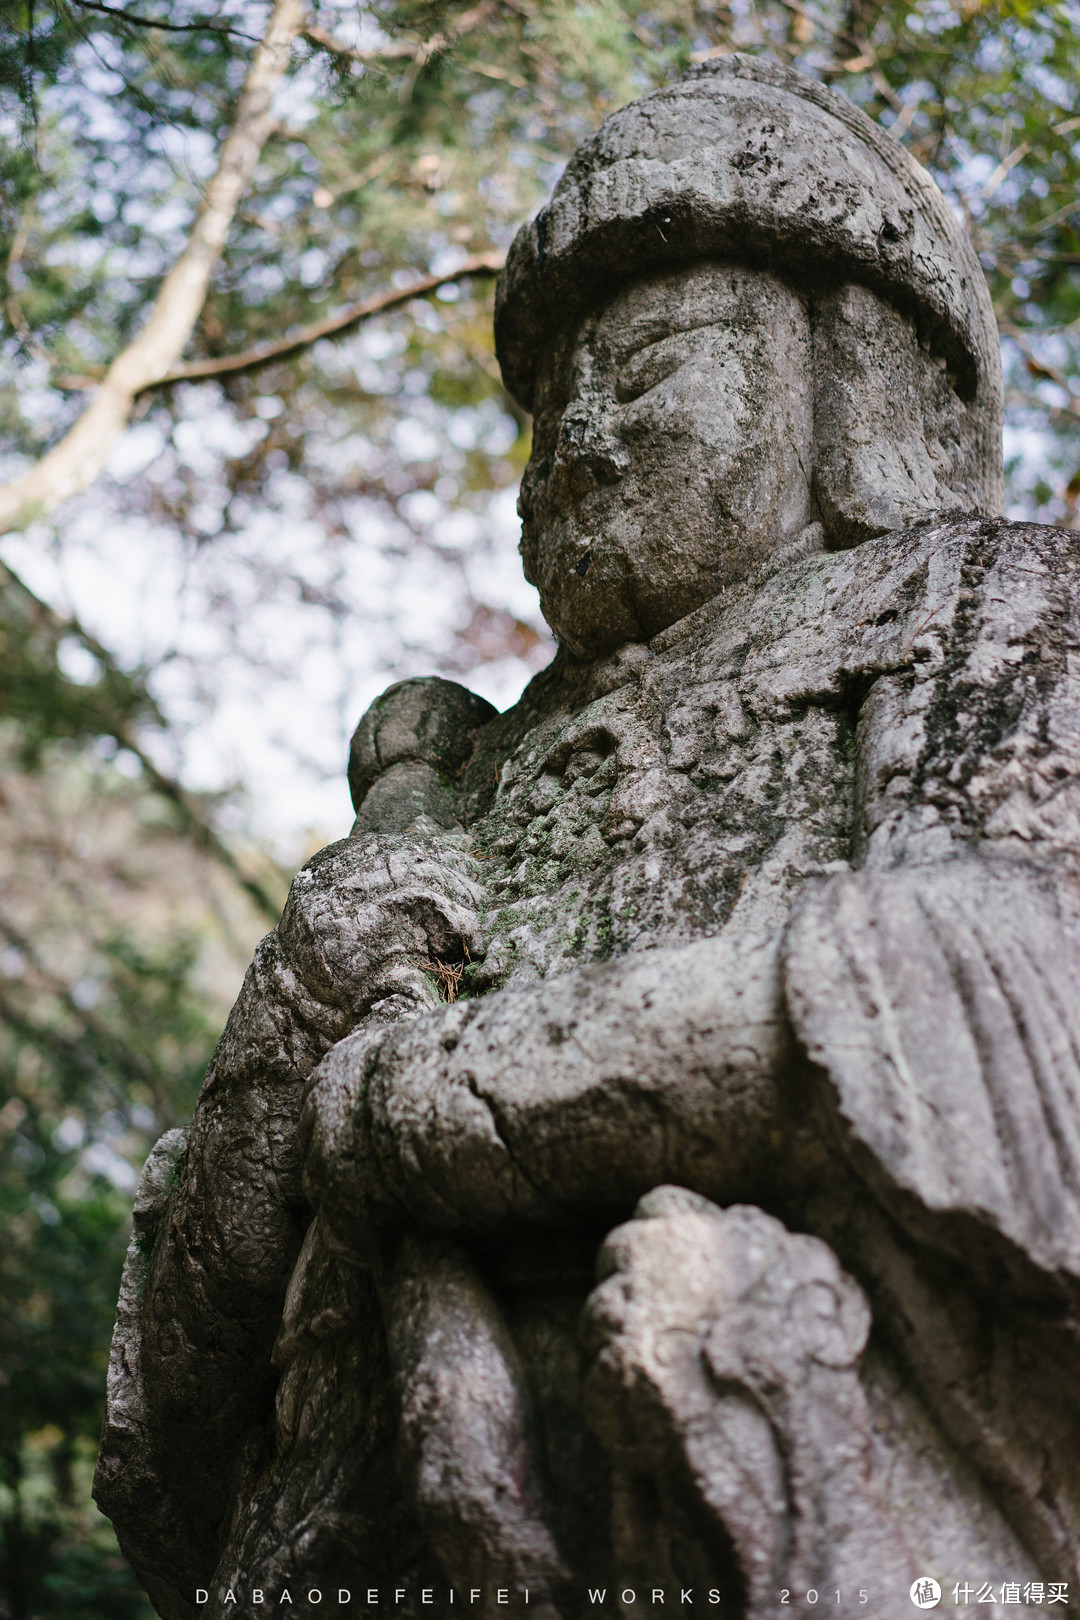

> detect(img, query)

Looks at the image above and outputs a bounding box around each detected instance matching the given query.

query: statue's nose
[549,401,630,503]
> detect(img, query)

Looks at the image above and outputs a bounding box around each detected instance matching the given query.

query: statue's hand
[301,929,791,1250]
[582,1188,912,1618]
[198,830,486,1118]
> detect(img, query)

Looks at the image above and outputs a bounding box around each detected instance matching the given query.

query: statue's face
[519,263,814,659]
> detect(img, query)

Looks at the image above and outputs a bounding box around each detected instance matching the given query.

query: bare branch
[999,321,1080,422]
[1,558,285,921]
[982,140,1033,202]
[0,917,156,1090]
[310,149,393,209]
[0,0,304,536]
[137,253,505,390]
[115,732,285,924]
[51,258,507,396]
[772,0,860,56]
[69,0,259,39]
[302,3,494,69]
[467,61,527,89]
[4,210,50,361]
[302,20,423,64]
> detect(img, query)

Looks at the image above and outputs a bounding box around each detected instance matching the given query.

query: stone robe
[96,516,1080,1618]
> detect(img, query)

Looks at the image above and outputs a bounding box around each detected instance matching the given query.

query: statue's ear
[810,283,985,549]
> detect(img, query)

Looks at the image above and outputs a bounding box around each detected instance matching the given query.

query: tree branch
[999,321,1080,422]
[302,3,494,69]
[136,253,505,390]
[4,209,49,360]
[52,255,506,392]
[114,733,285,924]
[1,558,285,923]
[0,0,304,535]
[772,0,860,56]
[302,20,425,64]
[69,0,259,39]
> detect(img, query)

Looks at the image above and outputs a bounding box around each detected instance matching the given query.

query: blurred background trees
[0,1,1077,1614]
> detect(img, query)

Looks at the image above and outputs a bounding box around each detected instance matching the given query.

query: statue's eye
[614,330,699,404]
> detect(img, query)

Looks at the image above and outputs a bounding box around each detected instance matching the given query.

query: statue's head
[495,56,1004,659]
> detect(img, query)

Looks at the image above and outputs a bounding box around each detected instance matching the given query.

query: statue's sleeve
[784,859,1080,1286]
[783,518,1080,1296]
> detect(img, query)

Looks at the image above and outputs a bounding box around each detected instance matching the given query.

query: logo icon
[910,1578,941,1609]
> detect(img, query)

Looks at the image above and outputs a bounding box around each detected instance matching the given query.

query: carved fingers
[301,931,791,1245]
[300,1008,533,1255]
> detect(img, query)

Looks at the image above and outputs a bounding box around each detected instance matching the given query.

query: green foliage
[0,916,218,1618]
[807,0,1080,517]
[0,0,1073,531]
[0,1156,153,1619]
[0,562,154,769]
[0,724,261,1617]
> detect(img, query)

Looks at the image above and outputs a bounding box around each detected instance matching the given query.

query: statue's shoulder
[895,514,1080,649]
[842,516,1080,866]
[911,512,1080,576]
[843,512,1080,594]
[458,516,1080,830]
[635,515,1080,725]
[751,514,1080,679]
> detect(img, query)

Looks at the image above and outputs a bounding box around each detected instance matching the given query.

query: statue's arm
[303,843,1080,1298]
[94,677,498,1615]
[302,924,792,1243]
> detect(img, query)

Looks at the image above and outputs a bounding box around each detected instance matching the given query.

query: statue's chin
[532,557,646,663]
[529,526,752,662]
[544,600,639,663]
[542,575,720,661]
[526,466,816,660]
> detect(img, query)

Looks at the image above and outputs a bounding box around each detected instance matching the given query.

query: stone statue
[95,55,1080,1620]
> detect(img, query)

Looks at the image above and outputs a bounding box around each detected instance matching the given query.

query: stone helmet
[495,53,1004,544]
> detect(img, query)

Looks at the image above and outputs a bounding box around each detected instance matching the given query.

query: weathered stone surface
[494,53,1003,518]
[519,263,816,658]
[348,677,498,819]
[97,52,1080,1620]
[811,282,990,546]
[384,1232,569,1618]
[582,1190,913,1617]
[95,827,486,1618]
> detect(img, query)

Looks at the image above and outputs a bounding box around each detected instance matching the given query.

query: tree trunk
[0,0,304,536]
